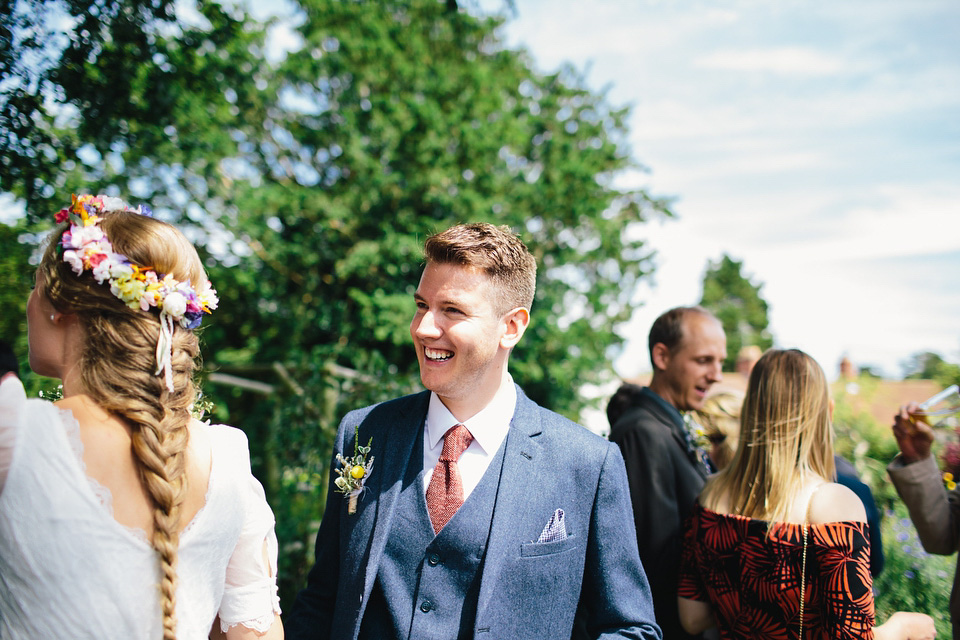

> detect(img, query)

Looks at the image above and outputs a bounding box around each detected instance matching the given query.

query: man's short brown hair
[647,305,716,369]
[424,223,537,315]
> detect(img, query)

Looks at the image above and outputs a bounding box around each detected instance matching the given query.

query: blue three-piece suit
[287,386,661,640]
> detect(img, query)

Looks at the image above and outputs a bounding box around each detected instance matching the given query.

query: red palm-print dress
[679,503,875,639]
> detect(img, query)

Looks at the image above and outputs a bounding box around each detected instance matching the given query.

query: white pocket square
[536,508,567,543]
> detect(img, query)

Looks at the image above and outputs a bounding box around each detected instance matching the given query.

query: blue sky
[480,0,960,380]
[7,0,955,383]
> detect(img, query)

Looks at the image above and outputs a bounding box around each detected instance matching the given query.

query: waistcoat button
[420,600,434,613]
[427,553,441,566]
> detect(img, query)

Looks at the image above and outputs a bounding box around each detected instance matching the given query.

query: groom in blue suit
[288,223,660,640]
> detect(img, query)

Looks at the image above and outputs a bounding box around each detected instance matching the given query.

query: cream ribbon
[154,312,176,393]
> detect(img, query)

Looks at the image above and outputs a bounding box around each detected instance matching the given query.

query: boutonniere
[683,413,710,451]
[334,426,374,514]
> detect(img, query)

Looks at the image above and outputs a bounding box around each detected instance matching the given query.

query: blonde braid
[83,311,198,639]
[39,210,207,638]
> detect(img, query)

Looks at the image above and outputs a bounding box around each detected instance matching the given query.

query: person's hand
[892,403,935,464]
[881,611,936,639]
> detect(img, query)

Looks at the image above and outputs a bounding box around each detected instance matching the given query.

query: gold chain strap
[798,521,808,639]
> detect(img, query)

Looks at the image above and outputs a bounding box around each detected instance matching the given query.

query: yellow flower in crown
[111,273,148,309]
[72,194,102,226]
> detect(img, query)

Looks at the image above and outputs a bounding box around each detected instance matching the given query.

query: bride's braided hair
[39,210,207,639]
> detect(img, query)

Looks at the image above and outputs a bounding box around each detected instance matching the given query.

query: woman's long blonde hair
[700,348,835,523]
[39,210,206,639]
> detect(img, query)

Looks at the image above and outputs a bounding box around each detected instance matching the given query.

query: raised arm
[888,404,960,555]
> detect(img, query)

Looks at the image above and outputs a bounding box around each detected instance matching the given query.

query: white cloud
[695,47,843,75]
[486,1,960,383]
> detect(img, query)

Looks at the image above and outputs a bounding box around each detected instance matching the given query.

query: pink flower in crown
[140,284,163,310]
[80,244,106,270]
[55,209,70,223]
[91,254,122,283]
[87,252,107,268]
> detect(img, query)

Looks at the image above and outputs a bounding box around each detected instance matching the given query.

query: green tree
[1,0,673,604]
[0,0,179,210]
[699,253,773,371]
[0,219,32,372]
[903,351,948,380]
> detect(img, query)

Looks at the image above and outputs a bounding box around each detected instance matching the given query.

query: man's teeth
[425,348,453,361]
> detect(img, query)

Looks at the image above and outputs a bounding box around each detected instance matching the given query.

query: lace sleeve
[218,462,282,633]
[0,376,27,494]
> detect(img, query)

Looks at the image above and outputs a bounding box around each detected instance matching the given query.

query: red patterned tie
[426,423,474,533]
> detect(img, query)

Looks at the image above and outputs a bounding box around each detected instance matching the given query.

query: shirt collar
[426,376,517,454]
[641,386,685,429]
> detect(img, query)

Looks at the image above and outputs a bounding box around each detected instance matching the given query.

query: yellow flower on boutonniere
[334,426,374,514]
[944,472,956,491]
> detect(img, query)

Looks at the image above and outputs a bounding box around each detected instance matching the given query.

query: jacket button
[420,600,433,613]
[427,553,441,566]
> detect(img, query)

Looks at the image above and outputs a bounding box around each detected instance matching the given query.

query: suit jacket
[608,388,707,640]
[888,454,960,637]
[287,386,661,640]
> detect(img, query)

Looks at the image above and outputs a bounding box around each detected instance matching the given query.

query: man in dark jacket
[609,306,726,640]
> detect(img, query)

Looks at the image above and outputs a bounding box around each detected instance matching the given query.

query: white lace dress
[0,377,282,639]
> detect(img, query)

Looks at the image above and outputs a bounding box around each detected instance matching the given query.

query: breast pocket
[519,535,577,558]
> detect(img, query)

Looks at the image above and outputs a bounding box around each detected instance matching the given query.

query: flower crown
[55,194,219,391]
[56,194,218,328]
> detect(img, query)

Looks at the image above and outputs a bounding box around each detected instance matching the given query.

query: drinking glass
[916,384,960,427]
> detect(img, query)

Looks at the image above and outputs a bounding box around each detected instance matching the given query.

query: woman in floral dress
[678,348,933,640]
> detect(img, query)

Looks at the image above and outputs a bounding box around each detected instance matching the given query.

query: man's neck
[439,370,512,423]
[647,375,678,410]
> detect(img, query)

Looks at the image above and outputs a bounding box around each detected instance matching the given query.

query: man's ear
[500,307,530,349]
[651,342,671,371]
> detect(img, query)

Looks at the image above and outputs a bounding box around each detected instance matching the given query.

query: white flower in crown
[63,249,85,275]
[197,286,219,311]
[91,253,122,283]
[162,291,188,318]
[99,196,128,212]
[108,261,134,280]
[63,225,105,250]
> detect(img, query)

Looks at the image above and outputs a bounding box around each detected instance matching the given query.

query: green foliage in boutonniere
[681,412,710,450]
[334,425,374,514]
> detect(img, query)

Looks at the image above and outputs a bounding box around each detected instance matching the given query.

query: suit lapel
[357,391,430,600]
[476,387,543,616]
[640,388,708,478]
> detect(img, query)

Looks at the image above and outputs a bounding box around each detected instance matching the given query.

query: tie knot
[439,423,473,461]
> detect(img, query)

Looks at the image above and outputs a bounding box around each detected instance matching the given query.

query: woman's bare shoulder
[807,481,867,524]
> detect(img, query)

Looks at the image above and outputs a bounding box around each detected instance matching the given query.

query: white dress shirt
[421,377,517,501]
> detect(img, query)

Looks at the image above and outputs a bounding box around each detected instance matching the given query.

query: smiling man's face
[410,262,511,420]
